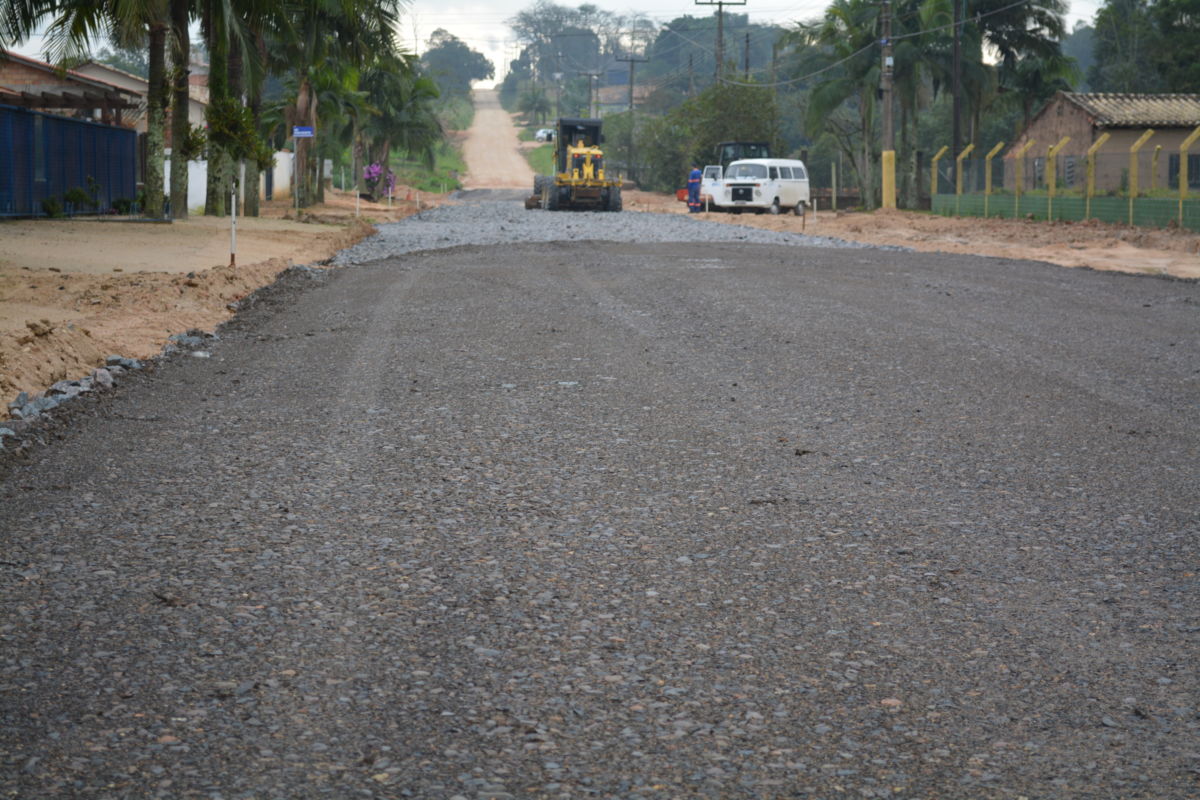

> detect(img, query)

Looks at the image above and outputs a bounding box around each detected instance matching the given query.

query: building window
[1168,154,1200,190]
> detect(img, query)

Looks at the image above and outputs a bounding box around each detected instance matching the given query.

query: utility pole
[578,71,602,117]
[952,0,962,159]
[694,0,747,80]
[616,47,648,183]
[688,54,695,96]
[744,32,750,79]
[880,0,894,152]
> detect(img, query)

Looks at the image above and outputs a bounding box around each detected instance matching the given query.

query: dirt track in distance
[460,89,537,190]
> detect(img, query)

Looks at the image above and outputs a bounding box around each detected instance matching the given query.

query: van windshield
[727,163,768,180]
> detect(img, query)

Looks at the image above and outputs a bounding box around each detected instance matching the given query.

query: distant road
[460,89,538,189]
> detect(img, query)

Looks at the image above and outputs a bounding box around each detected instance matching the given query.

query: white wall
[163,150,294,214]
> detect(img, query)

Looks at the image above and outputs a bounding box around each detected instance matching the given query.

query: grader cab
[531,118,622,212]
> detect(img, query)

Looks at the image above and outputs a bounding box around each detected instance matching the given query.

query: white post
[230,190,237,267]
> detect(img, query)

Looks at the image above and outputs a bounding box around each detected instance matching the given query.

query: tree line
[0,0,492,217]
[500,0,1198,204]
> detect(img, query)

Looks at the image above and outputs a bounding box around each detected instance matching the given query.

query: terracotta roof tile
[1064,92,1200,128]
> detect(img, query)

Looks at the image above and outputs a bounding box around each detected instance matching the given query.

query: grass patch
[526,143,555,176]
[436,94,475,131]
[393,141,468,194]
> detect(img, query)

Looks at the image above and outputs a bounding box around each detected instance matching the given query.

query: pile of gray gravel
[333,198,879,265]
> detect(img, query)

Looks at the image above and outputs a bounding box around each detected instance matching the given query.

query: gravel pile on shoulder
[333,200,880,265]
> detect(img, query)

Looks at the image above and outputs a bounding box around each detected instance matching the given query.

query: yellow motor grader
[532,118,622,212]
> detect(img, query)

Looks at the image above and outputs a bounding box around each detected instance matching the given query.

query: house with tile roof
[0,50,141,126]
[72,60,208,138]
[1009,91,1200,192]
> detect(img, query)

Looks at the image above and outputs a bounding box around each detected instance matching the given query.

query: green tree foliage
[518,85,551,123]
[420,28,493,97]
[1149,0,1200,91]
[644,13,779,94]
[1061,22,1095,91]
[1087,0,1164,91]
[92,43,149,76]
[637,82,778,193]
[508,1,628,76]
[1087,0,1199,92]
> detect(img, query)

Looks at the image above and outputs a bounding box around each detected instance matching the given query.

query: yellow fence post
[1151,145,1162,193]
[1014,139,1036,219]
[1180,126,1200,227]
[882,150,896,209]
[1047,137,1070,221]
[983,141,1004,218]
[955,144,975,215]
[1086,133,1111,220]
[1129,129,1155,225]
[930,145,949,212]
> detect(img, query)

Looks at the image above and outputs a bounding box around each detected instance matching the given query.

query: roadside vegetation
[525,143,555,176]
[498,0,1198,208]
[2,3,491,216]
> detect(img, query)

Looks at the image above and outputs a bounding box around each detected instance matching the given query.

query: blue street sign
[293,126,315,138]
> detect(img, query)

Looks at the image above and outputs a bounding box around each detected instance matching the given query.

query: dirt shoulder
[624,190,1200,279]
[0,188,446,405]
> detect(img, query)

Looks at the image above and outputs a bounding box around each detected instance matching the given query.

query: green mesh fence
[933,194,1200,232]
[929,148,1200,231]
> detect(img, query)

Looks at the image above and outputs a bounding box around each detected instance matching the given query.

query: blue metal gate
[0,104,137,217]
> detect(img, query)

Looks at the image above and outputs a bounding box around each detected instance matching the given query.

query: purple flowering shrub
[363,162,396,199]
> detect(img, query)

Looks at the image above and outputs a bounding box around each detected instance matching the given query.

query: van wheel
[769,198,782,215]
[793,200,806,217]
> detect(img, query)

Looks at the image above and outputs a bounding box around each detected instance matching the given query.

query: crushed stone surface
[332,196,881,264]
[1,200,1197,799]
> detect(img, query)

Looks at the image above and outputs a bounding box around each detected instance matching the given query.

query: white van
[707,158,810,215]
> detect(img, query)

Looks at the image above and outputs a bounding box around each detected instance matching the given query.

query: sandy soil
[0,190,443,405]
[623,191,1200,279]
[3,91,1197,409]
[461,90,537,190]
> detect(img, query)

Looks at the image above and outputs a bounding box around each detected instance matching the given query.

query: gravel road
[2,201,1198,799]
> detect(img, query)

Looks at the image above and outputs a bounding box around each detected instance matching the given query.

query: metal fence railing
[930,130,1200,232]
[0,104,138,218]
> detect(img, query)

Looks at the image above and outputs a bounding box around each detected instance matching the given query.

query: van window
[769,167,779,180]
[794,165,808,180]
[779,167,793,179]
[727,163,768,179]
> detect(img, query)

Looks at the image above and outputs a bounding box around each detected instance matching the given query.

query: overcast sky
[11,0,1103,86]
[409,0,1103,86]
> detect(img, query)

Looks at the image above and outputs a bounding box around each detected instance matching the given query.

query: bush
[64,186,91,207]
[112,197,133,214]
[41,196,63,218]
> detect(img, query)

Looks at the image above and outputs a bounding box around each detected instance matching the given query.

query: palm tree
[269,0,404,209]
[169,0,190,219]
[358,52,442,201]
[789,0,881,208]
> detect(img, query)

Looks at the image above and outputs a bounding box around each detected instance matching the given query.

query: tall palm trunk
[294,77,315,207]
[170,0,190,219]
[228,36,244,213]
[144,20,167,218]
[243,31,267,217]
[204,2,229,217]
